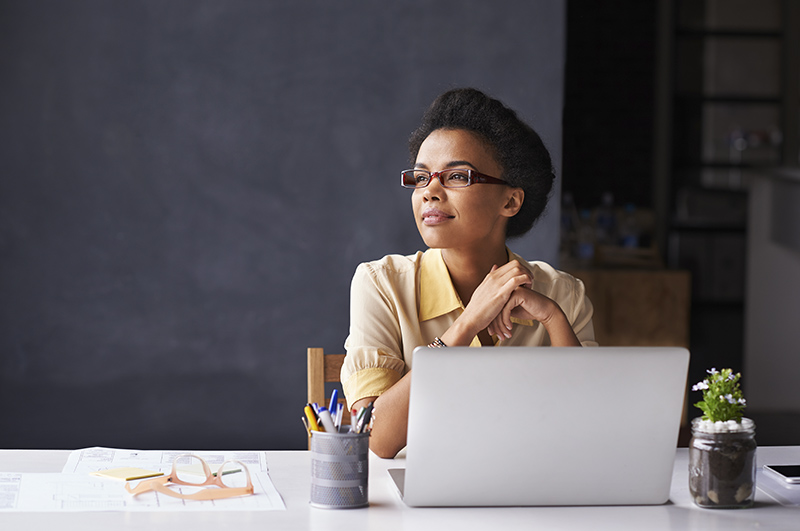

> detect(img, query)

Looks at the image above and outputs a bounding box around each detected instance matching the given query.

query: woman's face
[411,128,522,251]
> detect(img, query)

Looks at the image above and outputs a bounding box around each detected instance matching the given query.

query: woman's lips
[422,208,454,225]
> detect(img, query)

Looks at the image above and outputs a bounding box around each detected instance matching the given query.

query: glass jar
[688,417,756,508]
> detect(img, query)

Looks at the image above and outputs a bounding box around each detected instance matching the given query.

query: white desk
[1,446,798,530]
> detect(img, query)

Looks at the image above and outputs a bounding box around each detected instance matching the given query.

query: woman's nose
[422,177,445,201]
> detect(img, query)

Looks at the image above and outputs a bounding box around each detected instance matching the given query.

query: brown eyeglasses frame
[124,453,254,501]
[401,168,508,189]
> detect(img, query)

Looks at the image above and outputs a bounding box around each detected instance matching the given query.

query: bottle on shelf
[618,204,641,248]
[594,191,617,246]
[576,208,595,266]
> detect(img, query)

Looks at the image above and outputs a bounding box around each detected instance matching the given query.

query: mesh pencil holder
[309,429,369,509]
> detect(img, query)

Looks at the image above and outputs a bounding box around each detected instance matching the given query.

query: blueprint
[0,447,285,512]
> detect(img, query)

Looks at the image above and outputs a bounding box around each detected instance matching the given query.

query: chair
[307,347,351,428]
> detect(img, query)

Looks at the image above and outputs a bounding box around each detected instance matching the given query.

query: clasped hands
[462,260,558,341]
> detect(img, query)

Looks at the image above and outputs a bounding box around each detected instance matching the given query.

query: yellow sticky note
[91,467,164,481]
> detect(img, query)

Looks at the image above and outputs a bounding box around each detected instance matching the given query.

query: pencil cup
[309,429,369,509]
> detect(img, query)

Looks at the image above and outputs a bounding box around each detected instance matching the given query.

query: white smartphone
[763,464,800,484]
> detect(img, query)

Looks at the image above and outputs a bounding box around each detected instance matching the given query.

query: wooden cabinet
[571,268,691,429]
[570,269,691,348]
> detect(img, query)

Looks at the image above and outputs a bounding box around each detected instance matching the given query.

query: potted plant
[688,368,756,508]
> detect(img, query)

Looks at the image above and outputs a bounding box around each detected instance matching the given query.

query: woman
[341,88,596,458]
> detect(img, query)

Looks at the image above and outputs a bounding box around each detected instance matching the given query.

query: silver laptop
[389,346,689,507]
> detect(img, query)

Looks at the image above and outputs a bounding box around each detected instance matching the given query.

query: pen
[354,406,365,433]
[351,409,357,432]
[357,402,374,433]
[317,407,337,433]
[329,389,338,412]
[363,403,374,432]
[304,404,320,432]
[334,402,343,429]
[301,417,311,437]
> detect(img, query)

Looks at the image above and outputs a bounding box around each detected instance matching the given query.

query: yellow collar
[419,248,463,322]
[418,248,535,327]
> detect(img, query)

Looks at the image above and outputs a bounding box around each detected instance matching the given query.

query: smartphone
[763,464,800,484]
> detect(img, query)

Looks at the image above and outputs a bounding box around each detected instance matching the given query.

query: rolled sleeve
[341,364,403,409]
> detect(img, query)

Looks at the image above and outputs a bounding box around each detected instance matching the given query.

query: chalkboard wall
[0,1,565,450]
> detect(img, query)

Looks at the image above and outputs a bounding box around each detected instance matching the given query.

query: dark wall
[0,1,565,450]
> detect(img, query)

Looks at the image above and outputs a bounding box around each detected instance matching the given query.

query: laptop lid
[398,346,689,507]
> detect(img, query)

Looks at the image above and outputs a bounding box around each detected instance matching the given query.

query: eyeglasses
[125,454,254,501]
[401,168,508,189]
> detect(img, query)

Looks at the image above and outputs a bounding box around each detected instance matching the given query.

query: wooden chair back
[307,347,351,428]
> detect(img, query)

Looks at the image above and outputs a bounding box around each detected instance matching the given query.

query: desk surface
[1,446,798,530]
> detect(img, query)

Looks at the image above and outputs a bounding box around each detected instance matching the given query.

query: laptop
[389,346,689,507]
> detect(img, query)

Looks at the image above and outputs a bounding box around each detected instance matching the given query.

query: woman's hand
[486,287,556,339]
[441,260,581,347]
[487,285,582,347]
[457,261,533,338]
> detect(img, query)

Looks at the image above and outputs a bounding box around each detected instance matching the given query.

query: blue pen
[329,389,338,412]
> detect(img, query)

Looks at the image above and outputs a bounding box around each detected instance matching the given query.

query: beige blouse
[341,248,597,408]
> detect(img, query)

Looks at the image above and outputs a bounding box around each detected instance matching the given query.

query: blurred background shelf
[562,0,800,443]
